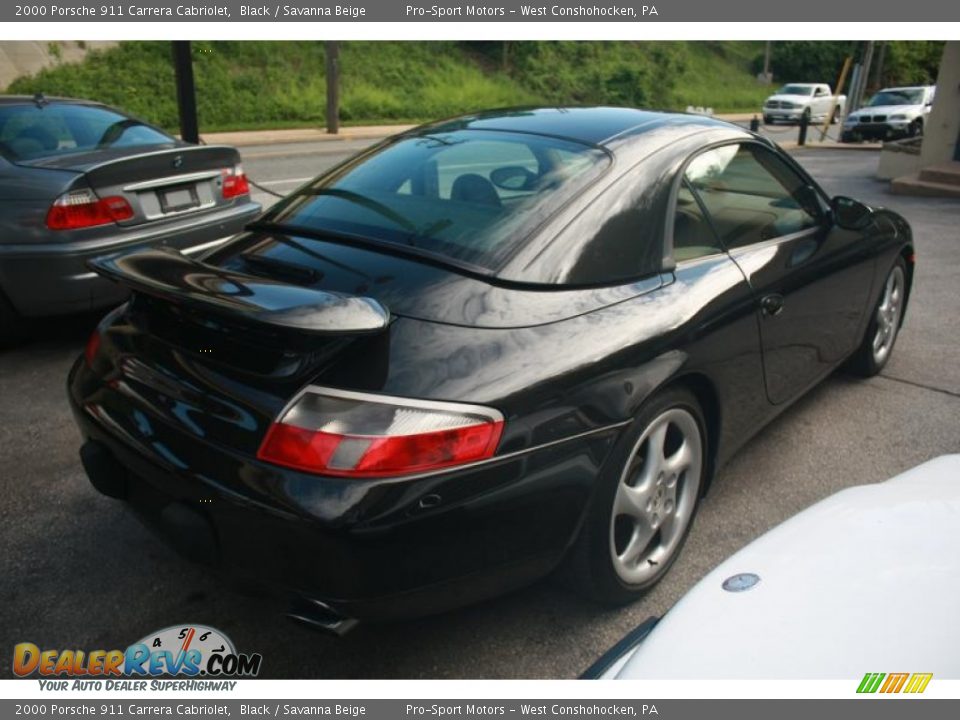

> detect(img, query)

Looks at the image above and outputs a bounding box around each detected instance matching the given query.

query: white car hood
[850,103,924,119]
[613,455,960,679]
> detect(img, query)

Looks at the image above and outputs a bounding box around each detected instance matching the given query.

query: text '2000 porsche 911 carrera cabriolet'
[69,107,914,628]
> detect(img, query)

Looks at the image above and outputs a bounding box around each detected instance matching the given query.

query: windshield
[0,103,174,161]
[777,85,815,96]
[868,89,926,107]
[262,129,610,274]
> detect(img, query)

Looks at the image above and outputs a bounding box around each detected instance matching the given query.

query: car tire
[831,107,841,124]
[909,118,923,138]
[846,257,907,377]
[0,291,25,349]
[763,115,773,125]
[565,387,707,606]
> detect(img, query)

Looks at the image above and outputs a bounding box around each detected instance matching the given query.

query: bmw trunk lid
[24,144,247,228]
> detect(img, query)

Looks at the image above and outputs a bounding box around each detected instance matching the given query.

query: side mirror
[831,196,874,230]
[490,166,538,192]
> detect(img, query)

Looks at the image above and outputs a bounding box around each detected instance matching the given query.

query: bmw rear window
[0,103,174,161]
[261,130,610,273]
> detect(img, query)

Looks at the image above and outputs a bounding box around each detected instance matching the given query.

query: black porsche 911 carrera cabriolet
[69,107,913,628]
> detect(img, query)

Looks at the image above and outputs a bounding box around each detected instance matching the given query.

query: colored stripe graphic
[857,672,932,694]
[857,673,885,693]
[904,673,933,694]
[880,673,909,693]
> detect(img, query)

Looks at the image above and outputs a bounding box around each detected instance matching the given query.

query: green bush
[8,41,940,132]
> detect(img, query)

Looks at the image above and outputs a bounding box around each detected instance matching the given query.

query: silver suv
[841,86,936,142]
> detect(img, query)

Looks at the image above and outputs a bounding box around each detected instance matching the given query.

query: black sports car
[68,107,913,628]
[0,95,261,344]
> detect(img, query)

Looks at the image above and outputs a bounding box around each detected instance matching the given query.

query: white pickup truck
[762,83,846,125]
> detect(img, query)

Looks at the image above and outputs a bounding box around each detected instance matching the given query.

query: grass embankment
[6,41,773,133]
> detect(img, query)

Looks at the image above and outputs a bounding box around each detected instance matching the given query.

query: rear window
[0,103,174,161]
[262,130,610,273]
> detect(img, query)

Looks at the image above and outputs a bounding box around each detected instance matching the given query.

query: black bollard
[798,112,809,146]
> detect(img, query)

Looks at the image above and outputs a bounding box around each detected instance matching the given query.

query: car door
[813,86,830,117]
[684,142,876,405]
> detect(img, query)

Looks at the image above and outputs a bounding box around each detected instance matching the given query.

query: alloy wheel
[609,407,703,585]
[872,265,905,366]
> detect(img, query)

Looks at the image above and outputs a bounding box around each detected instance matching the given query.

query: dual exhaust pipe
[81,441,360,637]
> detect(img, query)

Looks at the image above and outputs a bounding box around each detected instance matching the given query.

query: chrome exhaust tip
[286,598,358,636]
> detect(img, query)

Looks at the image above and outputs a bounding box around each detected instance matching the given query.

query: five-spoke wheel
[567,387,707,605]
[871,263,905,367]
[610,407,702,585]
[847,257,908,377]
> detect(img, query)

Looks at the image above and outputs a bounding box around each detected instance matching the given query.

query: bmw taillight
[257,388,504,478]
[46,189,134,230]
[221,166,250,199]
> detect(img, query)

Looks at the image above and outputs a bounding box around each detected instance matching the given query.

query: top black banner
[6,0,960,22]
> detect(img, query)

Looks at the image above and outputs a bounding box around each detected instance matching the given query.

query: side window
[685,143,820,250]
[672,181,724,262]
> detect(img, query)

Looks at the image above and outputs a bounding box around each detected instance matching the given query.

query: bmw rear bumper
[0,201,260,317]
[67,357,619,621]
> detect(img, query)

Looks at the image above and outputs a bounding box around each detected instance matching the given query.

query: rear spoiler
[88,247,390,335]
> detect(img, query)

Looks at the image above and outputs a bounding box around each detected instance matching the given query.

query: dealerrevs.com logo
[13,624,262,687]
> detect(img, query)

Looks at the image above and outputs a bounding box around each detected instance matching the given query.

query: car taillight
[84,329,101,368]
[222,166,250,199]
[46,190,133,230]
[257,388,504,478]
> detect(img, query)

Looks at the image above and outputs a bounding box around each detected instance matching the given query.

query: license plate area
[159,184,200,214]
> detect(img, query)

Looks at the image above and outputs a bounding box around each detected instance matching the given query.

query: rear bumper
[67,357,618,620]
[0,201,260,317]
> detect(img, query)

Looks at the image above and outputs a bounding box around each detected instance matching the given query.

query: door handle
[761,294,785,317]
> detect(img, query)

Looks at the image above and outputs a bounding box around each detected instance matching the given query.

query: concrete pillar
[920,41,960,168]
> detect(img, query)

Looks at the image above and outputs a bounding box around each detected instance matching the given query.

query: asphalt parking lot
[1,142,958,679]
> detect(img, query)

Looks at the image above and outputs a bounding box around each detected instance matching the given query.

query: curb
[199,114,758,148]
[208,118,883,155]
[781,141,883,152]
[200,125,415,148]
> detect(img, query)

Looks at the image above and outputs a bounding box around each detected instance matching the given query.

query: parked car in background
[585,455,960,680]
[841,86,936,143]
[0,95,261,345]
[762,83,845,125]
[70,107,913,629]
